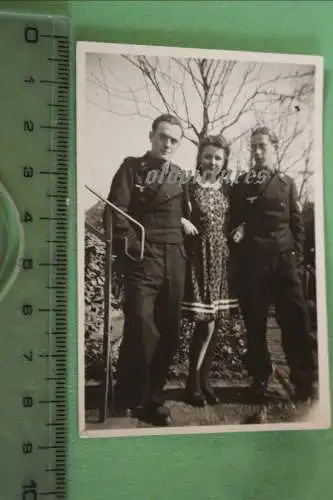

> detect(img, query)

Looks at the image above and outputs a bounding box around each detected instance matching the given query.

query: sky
[79,51,318,211]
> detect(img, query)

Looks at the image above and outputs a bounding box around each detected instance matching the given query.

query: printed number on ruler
[0,13,70,500]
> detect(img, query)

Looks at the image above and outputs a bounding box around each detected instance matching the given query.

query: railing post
[99,209,113,422]
[84,185,145,424]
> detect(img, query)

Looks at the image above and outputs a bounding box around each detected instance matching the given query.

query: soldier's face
[199,145,225,178]
[251,133,276,169]
[149,122,182,161]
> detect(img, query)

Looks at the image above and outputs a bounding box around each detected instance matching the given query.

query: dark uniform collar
[254,165,288,181]
[253,166,291,189]
[140,151,171,173]
[254,166,274,178]
[261,167,289,185]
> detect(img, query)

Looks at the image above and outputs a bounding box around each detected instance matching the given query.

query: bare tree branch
[87,54,315,198]
[87,97,154,121]
[224,62,259,117]
[209,61,238,122]
[176,59,204,101]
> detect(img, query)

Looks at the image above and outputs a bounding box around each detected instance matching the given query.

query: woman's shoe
[202,384,220,405]
[184,389,206,407]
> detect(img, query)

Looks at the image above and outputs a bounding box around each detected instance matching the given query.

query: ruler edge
[0,10,74,499]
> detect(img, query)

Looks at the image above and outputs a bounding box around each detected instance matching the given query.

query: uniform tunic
[182,179,238,322]
[228,169,316,389]
[104,152,188,409]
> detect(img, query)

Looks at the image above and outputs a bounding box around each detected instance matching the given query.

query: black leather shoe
[135,404,171,426]
[202,384,220,405]
[184,390,206,407]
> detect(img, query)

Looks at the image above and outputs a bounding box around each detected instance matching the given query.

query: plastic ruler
[0,11,71,499]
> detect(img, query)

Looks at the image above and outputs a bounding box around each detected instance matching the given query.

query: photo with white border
[76,41,330,438]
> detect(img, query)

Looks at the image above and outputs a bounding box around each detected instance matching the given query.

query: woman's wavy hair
[196,134,230,174]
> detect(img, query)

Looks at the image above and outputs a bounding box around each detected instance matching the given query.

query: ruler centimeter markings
[0,12,71,499]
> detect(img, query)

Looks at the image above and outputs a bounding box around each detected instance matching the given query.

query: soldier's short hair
[251,126,279,150]
[151,114,184,137]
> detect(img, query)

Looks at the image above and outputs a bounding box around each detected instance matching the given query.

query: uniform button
[280,202,285,208]
[270,231,276,237]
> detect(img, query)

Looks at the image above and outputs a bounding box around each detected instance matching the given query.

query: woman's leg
[200,321,220,404]
[185,322,206,406]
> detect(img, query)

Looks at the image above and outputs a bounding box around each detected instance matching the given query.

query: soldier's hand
[230,223,245,244]
[181,217,199,236]
[113,236,142,262]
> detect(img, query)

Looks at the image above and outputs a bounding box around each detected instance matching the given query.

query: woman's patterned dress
[182,180,238,322]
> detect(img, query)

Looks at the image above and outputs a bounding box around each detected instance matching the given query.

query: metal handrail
[85,221,107,243]
[84,185,145,422]
[85,185,145,262]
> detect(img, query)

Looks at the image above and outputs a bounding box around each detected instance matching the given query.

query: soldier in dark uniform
[228,126,317,402]
[103,114,191,426]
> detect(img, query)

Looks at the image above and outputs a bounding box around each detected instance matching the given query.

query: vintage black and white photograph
[76,41,330,437]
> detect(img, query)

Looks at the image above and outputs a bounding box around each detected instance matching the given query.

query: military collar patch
[135,183,145,192]
[246,196,258,204]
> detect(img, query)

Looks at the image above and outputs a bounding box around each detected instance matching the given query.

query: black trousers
[115,242,186,409]
[236,249,316,389]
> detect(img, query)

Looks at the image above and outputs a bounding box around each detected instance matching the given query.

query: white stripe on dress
[181,298,239,313]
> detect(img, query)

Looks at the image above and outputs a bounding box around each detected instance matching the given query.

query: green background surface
[1,1,333,499]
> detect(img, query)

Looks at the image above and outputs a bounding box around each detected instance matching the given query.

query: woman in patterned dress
[181,135,238,407]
